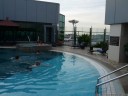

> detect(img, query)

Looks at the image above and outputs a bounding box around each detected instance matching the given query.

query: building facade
[0,0,62,45]
[105,0,128,63]
[59,14,65,40]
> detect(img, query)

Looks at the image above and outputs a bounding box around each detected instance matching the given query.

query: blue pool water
[0,49,100,96]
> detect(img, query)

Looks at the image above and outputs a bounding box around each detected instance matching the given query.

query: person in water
[10,55,20,62]
[26,61,41,71]
[29,61,41,68]
[36,50,40,54]
[27,61,50,71]
[15,56,20,60]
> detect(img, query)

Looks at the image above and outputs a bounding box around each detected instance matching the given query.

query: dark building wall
[15,0,27,21]
[36,1,47,23]
[0,0,59,24]
[0,0,3,19]
[105,0,116,24]
[105,0,128,24]
[27,0,37,22]
[0,0,60,44]
[119,24,128,62]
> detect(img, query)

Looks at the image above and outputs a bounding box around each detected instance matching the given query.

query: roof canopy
[0,18,19,27]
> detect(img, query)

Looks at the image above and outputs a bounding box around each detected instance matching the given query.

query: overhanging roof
[0,19,19,27]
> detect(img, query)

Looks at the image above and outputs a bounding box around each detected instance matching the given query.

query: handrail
[95,64,128,96]
[98,64,128,80]
[97,72,128,86]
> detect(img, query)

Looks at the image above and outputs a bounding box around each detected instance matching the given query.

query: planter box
[57,41,64,46]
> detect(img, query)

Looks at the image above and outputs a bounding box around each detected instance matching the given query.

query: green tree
[77,34,90,45]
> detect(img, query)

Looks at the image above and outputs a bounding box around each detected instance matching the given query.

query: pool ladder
[95,64,128,96]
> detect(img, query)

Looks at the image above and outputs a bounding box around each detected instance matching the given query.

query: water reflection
[70,55,77,65]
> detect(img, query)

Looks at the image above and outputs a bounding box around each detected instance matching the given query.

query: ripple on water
[0,51,100,96]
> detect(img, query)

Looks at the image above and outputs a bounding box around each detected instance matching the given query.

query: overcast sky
[37,0,109,29]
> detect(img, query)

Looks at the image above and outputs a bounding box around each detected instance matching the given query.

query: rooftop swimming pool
[0,49,101,96]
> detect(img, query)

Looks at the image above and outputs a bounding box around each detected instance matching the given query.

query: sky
[37,0,109,30]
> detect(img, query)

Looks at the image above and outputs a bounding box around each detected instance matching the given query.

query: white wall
[108,24,121,62]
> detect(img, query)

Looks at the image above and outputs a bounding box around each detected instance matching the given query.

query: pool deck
[0,45,128,95]
[52,46,124,69]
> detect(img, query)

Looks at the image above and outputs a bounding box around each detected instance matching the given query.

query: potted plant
[57,34,64,46]
[77,34,90,49]
[124,43,128,55]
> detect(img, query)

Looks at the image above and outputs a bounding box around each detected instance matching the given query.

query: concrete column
[119,24,128,63]
[108,24,121,63]
[108,24,128,63]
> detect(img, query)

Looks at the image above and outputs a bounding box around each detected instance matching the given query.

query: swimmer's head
[35,61,40,66]
[36,50,40,54]
[15,56,19,59]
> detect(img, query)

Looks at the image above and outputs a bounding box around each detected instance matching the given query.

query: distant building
[0,0,65,45]
[58,14,65,41]
[105,0,128,63]
[92,35,109,43]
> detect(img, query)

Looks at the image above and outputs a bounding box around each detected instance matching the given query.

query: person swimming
[26,61,50,71]
[15,56,20,60]
[36,50,40,54]
[10,55,21,62]
[29,61,41,68]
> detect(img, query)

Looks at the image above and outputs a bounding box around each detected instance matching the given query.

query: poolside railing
[95,64,128,96]
[27,36,31,42]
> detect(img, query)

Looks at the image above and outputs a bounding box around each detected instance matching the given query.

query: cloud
[36,0,109,29]
[64,5,106,28]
